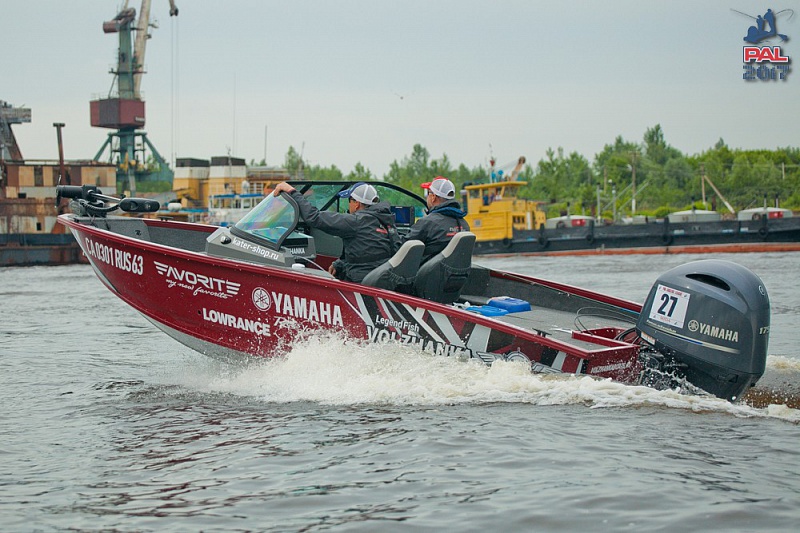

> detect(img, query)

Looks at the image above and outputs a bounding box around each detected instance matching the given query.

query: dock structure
[1,100,31,161]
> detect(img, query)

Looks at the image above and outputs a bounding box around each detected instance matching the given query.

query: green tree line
[253,124,800,218]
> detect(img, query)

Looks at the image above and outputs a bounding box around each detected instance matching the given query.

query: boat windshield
[231,192,299,250]
[287,181,428,225]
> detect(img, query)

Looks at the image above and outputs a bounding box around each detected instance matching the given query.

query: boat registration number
[648,284,690,329]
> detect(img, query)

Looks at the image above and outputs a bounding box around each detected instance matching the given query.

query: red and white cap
[421,177,455,199]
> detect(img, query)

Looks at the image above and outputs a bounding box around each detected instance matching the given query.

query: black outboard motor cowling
[636,260,770,401]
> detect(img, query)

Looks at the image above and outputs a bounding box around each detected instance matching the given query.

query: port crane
[91,0,178,194]
[0,100,31,162]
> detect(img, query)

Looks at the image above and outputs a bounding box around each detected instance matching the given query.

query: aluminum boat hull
[59,214,646,384]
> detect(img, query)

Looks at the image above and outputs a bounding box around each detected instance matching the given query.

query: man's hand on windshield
[272,182,296,196]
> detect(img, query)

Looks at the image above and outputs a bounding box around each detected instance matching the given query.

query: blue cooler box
[466,305,509,317]
[487,296,531,313]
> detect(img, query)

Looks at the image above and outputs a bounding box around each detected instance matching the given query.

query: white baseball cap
[421,177,455,199]
[337,182,380,205]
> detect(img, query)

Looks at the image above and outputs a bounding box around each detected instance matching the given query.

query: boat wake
[744,355,800,410]
[171,333,800,423]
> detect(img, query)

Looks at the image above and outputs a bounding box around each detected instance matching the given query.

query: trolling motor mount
[55,185,160,217]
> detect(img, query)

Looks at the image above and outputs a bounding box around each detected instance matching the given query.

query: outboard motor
[636,260,770,401]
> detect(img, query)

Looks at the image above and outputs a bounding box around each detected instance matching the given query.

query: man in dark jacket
[272,181,400,283]
[404,176,470,264]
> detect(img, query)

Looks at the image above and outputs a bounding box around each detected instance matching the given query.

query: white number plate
[648,284,690,328]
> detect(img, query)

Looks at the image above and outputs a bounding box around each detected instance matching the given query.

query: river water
[2,252,799,532]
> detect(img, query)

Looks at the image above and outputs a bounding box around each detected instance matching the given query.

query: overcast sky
[4,1,798,176]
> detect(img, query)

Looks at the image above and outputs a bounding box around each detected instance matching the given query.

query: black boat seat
[361,240,424,291]
[413,231,476,304]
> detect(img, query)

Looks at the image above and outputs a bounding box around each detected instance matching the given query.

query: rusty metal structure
[91,0,178,194]
[1,105,117,266]
[0,100,31,162]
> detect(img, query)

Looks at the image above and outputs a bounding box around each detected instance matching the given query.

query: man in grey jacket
[404,177,470,264]
[272,182,400,282]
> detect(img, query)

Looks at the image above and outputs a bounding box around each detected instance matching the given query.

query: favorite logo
[736,8,793,81]
[153,260,241,298]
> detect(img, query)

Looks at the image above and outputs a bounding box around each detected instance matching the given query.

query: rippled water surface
[2,253,799,532]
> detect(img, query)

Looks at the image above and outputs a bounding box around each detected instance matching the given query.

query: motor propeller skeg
[55,184,160,215]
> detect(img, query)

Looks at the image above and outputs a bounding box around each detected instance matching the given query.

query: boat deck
[459,289,635,351]
[496,307,633,350]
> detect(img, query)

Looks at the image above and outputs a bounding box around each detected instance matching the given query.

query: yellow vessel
[463,181,546,244]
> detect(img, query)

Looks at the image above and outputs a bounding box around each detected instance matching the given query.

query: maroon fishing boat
[56,181,771,402]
